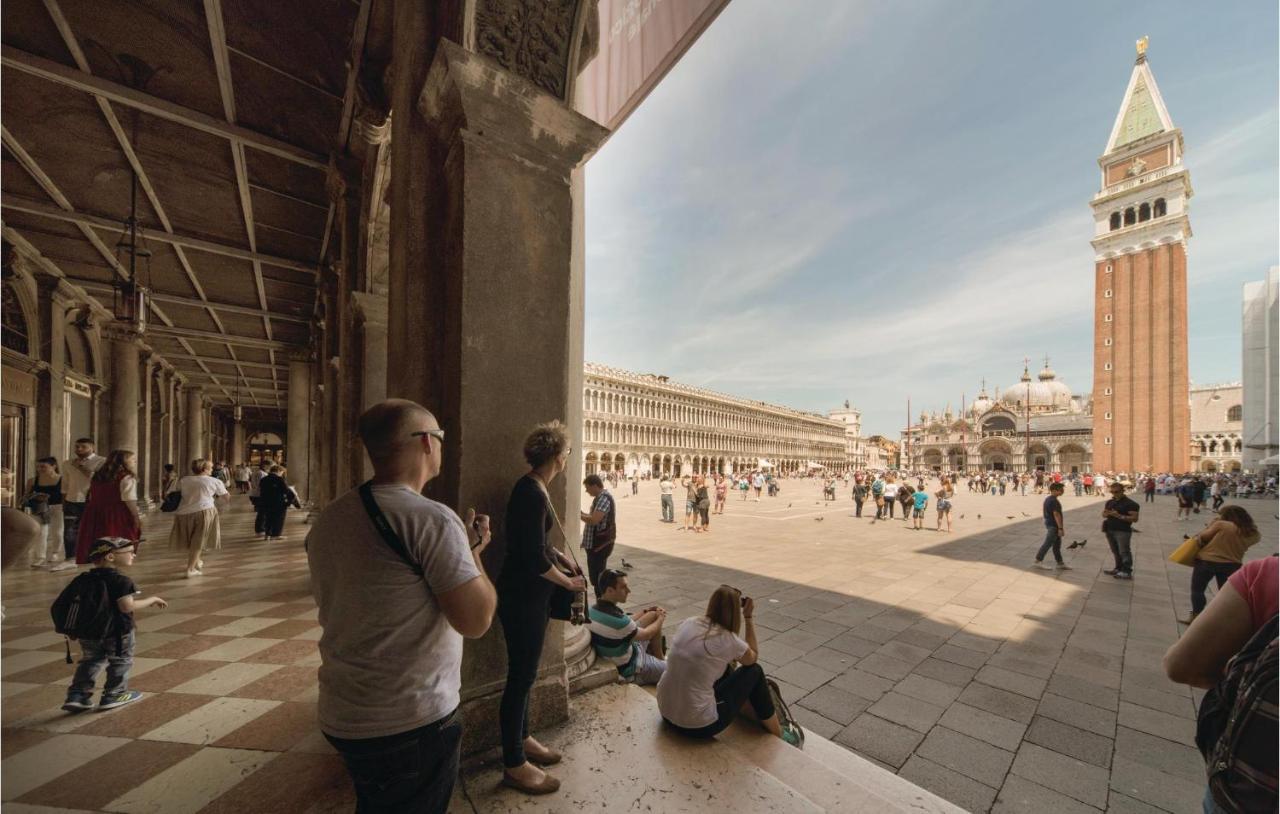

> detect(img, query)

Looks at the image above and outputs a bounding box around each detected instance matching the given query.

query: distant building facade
[827,402,869,470]
[1242,267,1279,471]
[1189,383,1243,473]
[902,362,1094,474]
[582,363,847,477]
[1090,43,1192,473]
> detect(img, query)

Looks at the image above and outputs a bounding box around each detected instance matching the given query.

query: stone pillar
[153,367,172,500]
[287,355,312,504]
[231,420,245,466]
[350,291,388,480]
[387,39,606,753]
[34,274,70,461]
[186,386,204,464]
[106,327,142,453]
[135,352,155,509]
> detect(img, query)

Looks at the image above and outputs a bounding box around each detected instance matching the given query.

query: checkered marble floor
[0,498,353,814]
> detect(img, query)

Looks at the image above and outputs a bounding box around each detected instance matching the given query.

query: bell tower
[1090,38,1192,473]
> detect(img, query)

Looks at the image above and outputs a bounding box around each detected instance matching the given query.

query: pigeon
[1007,516,1015,520]
[788,503,792,508]
[1067,539,1087,550]
[1021,512,1030,517]
[977,514,982,519]
[960,514,965,519]
[814,516,824,522]
[620,558,634,569]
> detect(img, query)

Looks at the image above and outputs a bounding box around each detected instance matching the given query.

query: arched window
[1234,440,1242,452]
[1124,208,1136,226]
[1138,202,1151,222]
[1,282,30,355]
[1153,198,1166,217]
[1109,212,1121,231]
[1208,439,1217,453]
[1227,405,1242,422]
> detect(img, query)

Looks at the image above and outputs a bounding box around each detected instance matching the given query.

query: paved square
[607,478,1278,812]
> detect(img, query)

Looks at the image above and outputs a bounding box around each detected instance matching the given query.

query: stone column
[106,327,142,453]
[287,355,312,505]
[153,367,172,499]
[231,420,245,466]
[34,273,70,461]
[350,291,388,480]
[135,352,155,509]
[186,386,204,463]
[387,40,606,753]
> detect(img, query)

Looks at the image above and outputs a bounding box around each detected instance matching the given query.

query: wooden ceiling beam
[146,324,298,351]
[1,196,317,275]
[70,280,310,325]
[0,45,328,170]
[159,352,287,372]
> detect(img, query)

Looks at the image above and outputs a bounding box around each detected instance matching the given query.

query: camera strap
[358,481,424,578]
[531,478,586,577]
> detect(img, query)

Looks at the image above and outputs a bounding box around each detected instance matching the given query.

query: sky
[582,0,1279,438]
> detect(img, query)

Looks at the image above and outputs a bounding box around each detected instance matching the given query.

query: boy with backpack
[53,537,167,712]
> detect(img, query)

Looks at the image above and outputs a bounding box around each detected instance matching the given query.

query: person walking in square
[910,484,929,530]
[581,474,617,594]
[1034,482,1069,570]
[258,465,301,539]
[22,457,63,568]
[935,479,953,532]
[59,537,166,712]
[881,475,897,519]
[852,475,867,518]
[1102,481,1140,579]
[1179,505,1261,624]
[714,474,728,514]
[74,450,141,566]
[168,458,229,578]
[659,473,675,523]
[55,438,104,572]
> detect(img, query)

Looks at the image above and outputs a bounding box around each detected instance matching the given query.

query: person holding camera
[657,585,802,745]
[497,421,587,795]
[306,400,495,814]
[580,474,617,595]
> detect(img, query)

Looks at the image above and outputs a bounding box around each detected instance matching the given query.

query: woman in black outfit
[496,421,587,795]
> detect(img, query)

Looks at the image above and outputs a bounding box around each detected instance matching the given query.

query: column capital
[288,349,314,364]
[418,39,608,175]
[101,323,145,345]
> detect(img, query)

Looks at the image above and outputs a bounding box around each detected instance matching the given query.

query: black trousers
[883,498,895,518]
[325,709,462,814]
[666,663,775,739]
[587,542,614,598]
[262,507,288,538]
[854,498,864,517]
[497,592,550,768]
[249,496,266,534]
[1190,560,1241,614]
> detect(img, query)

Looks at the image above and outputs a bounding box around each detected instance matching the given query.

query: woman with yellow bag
[1177,506,1261,624]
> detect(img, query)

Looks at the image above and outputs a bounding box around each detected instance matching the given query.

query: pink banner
[575,0,732,131]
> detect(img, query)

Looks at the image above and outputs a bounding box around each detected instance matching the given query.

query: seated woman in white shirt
[656,585,800,745]
[168,458,230,578]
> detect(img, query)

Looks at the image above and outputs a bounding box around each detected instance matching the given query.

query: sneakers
[1102,568,1119,576]
[185,569,203,578]
[50,561,78,572]
[97,690,143,711]
[1113,571,1133,580]
[61,698,95,713]
[1055,563,1072,570]
[1033,561,1052,570]
[30,559,46,568]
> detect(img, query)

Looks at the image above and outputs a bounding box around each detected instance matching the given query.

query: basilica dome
[1004,363,1073,411]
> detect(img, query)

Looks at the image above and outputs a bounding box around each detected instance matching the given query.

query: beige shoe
[501,771,560,795]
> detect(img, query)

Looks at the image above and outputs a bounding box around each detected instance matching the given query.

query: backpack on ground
[50,571,119,663]
[1195,613,1278,813]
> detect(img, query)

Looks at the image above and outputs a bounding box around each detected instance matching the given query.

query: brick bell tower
[1090,37,1192,474]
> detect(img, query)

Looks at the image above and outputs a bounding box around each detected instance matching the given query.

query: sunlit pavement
[606,478,1278,813]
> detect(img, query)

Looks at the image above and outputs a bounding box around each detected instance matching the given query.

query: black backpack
[50,571,121,662]
[1195,613,1278,813]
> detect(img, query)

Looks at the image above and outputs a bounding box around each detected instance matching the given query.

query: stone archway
[980,439,1013,471]
[922,449,943,471]
[1028,443,1051,472]
[585,451,598,475]
[1057,444,1087,474]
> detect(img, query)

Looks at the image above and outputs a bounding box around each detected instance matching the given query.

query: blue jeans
[326,709,462,814]
[1036,528,1063,564]
[67,630,135,702]
[661,494,674,522]
[62,501,85,560]
[1106,530,1133,573]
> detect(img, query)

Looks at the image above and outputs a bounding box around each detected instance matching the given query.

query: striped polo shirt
[588,601,638,677]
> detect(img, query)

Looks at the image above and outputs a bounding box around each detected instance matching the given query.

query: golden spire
[1136,35,1149,63]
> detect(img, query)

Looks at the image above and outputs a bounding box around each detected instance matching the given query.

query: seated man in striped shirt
[588,569,667,685]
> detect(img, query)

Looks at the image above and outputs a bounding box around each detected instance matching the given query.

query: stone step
[453,682,961,813]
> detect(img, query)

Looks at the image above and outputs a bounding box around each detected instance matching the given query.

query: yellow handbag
[1169,536,1201,567]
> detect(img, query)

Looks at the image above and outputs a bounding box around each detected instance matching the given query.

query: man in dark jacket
[258,466,300,540]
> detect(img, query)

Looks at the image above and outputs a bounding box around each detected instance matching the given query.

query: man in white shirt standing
[658,473,675,523]
[307,399,495,813]
[53,438,104,572]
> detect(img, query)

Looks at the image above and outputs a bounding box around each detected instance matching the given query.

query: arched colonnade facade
[581,363,847,478]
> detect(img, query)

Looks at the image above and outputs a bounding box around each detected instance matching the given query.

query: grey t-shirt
[306,484,480,739]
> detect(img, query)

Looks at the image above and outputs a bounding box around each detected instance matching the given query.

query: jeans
[67,629,135,701]
[665,663,775,739]
[854,498,863,518]
[34,504,64,563]
[882,498,895,519]
[587,542,614,598]
[498,592,550,768]
[661,494,674,522]
[62,501,85,560]
[1036,527,1064,564]
[1190,560,1241,614]
[325,709,462,814]
[1145,491,1155,503]
[1105,530,1133,573]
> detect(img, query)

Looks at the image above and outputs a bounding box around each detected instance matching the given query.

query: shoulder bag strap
[358,481,423,577]
[531,478,585,574]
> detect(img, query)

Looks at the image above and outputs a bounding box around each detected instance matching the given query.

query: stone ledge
[452,682,963,813]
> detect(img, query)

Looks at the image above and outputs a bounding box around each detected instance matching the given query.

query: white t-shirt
[306,484,481,739]
[883,483,900,499]
[659,479,674,495]
[118,475,137,502]
[175,475,229,515]
[657,616,749,729]
[234,466,251,482]
[60,454,105,503]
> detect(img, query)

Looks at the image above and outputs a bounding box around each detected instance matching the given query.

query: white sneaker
[1033,561,1052,570]
[185,569,202,578]
[30,560,46,568]
[50,561,78,572]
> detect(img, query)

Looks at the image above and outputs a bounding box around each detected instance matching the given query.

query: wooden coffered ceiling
[0,0,371,414]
